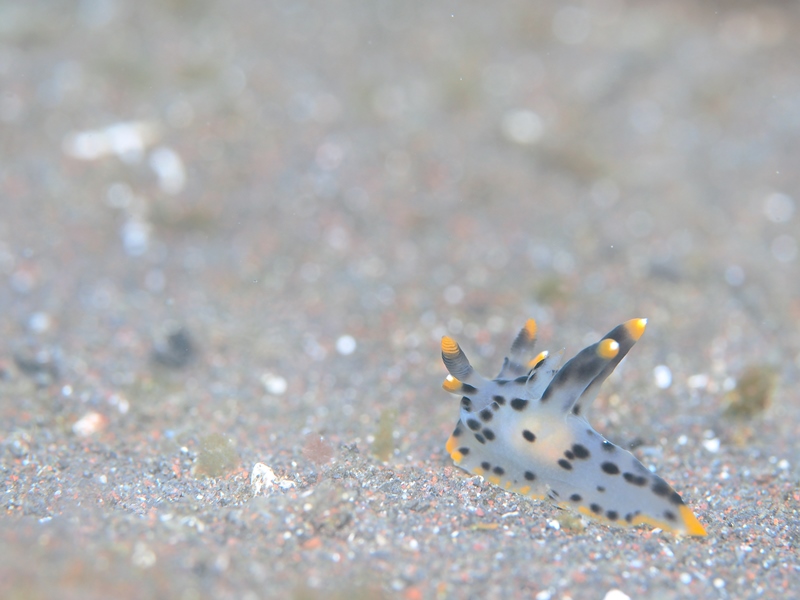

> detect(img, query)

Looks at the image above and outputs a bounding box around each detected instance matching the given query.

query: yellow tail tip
[624,318,647,341]
[679,505,707,537]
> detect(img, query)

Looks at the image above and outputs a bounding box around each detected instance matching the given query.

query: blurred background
[1,1,798,598]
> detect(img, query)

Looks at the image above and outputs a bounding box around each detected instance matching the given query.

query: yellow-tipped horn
[597,338,620,360]
[624,318,647,341]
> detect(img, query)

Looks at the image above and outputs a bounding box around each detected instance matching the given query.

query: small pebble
[131,541,157,569]
[121,218,150,256]
[193,434,239,478]
[152,328,196,368]
[251,463,295,494]
[62,120,159,163]
[251,463,278,493]
[73,411,107,437]
[261,373,288,395]
[13,346,61,385]
[501,109,543,145]
[335,335,357,355]
[149,146,186,194]
[28,312,52,333]
[653,365,672,389]
[687,374,709,389]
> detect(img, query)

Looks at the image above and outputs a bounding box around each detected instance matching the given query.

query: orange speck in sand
[302,537,322,550]
[404,587,423,600]
[571,571,587,584]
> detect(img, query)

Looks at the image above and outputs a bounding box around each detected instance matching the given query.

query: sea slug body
[441,318,706,536]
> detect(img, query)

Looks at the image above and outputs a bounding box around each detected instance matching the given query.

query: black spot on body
[510,398,529,411]
[514,375,529,384]
[601,462,620,475]
[572,444,590,459]
[652,480,671,497]
[522,430,536,442]
[482,428,495,441]
[606,510,619,521]
[481,461,491,470]
[474,433,486,444]
[492,466,504,476]
[524,471,536,481]
[602,441,615,452]
[572,404,581,416]
[653,482,685,505]
[479,408,493,422]
[466,419,481,431]
[664,510,676,521]
[496,379,510,386]
[569,494,581,502]
[453,426,463,437]
[558,459,573,470]
[461,397,472,410]
[490,401,500,411]
[623,473,647,486]
[461,383,478,394]
[458,447,470,456]
[597,486,606,493]
[492,395,506,405]
[564,450,575,460]
[590,503,602,514]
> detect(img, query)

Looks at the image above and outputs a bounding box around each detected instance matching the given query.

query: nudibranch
[441,318,706,536]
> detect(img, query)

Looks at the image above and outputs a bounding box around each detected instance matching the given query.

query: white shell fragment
[63,120,160,163]
[251,463,295,495]
[73,411,108,437]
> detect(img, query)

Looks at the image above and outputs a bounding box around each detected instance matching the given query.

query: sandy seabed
[1,2,799,598]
